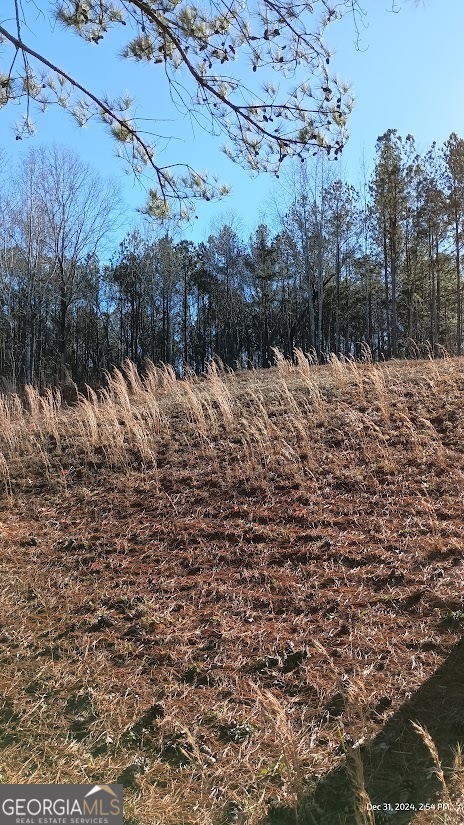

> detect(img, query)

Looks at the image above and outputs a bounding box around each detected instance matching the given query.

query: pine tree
[371,130,410,358]
[443,133,464,355]
[0,0,361,214]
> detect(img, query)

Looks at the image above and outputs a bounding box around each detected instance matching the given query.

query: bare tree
[11,158,50,384]
[15,146,121,380]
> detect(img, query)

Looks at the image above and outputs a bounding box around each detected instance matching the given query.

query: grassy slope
[0,355,464,824]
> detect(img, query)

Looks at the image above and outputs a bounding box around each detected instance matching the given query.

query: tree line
[1,130,464,389]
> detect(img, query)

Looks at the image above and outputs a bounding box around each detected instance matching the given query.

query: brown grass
[0,355,464,823]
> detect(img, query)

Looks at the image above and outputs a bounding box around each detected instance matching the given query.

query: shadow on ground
[263,638,464,825]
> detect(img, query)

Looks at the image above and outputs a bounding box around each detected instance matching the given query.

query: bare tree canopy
[0,0,373,215]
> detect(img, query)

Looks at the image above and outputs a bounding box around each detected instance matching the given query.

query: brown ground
[0,356,464,824]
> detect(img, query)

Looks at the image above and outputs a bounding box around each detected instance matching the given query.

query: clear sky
[1,1,463,252]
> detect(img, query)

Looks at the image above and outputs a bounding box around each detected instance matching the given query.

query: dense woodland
[2,128,464,388]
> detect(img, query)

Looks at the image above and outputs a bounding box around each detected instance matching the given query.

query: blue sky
[1,1,463,252]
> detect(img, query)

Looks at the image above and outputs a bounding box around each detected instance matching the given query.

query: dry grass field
[1,353,464,824]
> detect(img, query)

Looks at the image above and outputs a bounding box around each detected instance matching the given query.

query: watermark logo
[0,784,123,825]
[84,786,119,801]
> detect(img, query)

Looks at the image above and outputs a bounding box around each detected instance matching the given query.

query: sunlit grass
[0,354,464,822]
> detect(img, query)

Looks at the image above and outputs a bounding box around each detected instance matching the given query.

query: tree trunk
[455,212,461,355]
